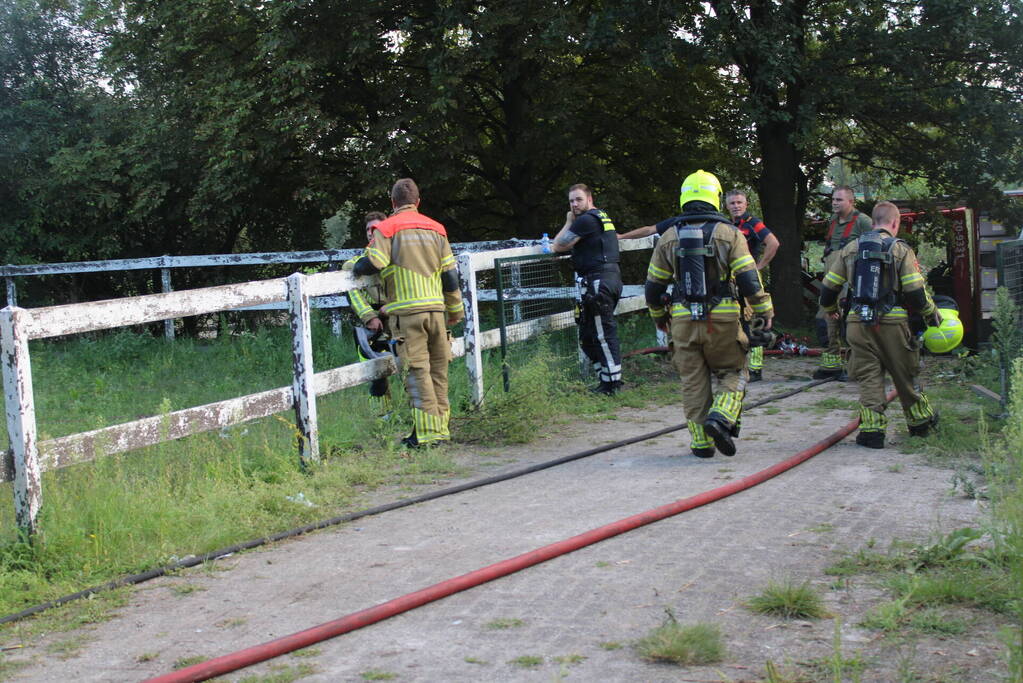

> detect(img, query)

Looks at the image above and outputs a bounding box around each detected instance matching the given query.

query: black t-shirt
[569,209,620,275]
[654,215,684,236]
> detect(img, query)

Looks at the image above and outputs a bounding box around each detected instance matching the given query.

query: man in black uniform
[552,183,623,395]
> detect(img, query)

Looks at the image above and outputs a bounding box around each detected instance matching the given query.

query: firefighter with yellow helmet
[645,170,773,458]
[819,201,942,448]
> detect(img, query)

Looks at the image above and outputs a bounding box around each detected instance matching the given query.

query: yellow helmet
[679,170,722,211]
[922,308,963,354]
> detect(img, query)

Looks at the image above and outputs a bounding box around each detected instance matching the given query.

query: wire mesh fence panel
[494,254,576,391]
[997,239,1023,331]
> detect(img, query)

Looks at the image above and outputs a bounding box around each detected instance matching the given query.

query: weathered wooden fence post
[4,277,16,307]
[287,273,319,463]
[1,306,42,536]
[160,257,175,340]
[457,253,485,407]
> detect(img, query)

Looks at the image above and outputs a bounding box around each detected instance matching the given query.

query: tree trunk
[757,121,806,329]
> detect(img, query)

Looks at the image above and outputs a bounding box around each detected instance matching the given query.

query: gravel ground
[0,357,1009,682]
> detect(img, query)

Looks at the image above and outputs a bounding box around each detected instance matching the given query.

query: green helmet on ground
[679,170,722,211]
[922,308,963,354]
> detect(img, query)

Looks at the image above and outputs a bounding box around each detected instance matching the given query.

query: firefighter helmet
[922,308,963,354]
[679,170,722,211]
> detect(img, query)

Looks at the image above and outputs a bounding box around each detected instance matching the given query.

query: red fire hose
[147,389,894,683]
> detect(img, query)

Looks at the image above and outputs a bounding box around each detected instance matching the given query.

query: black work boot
[591,380,622,396]
[749,369,762,383]
[400,431,420,449]
[703,418,736,456]
[691,447,715,458]
[908,413,939,438]
[812,367,843,380]
[855,431,885,449]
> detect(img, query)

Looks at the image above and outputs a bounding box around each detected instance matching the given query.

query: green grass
[907,608,968,635]
[0,313,677,625]
[358,669,396,680]
[508,655,543,668]
[634,612,725,665]
[238,663,318,683]
[484,617,524,630]
[172,655,207,669]
[746,580,829,619]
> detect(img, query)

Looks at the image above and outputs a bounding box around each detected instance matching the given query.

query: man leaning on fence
[353,179,463,448]
[552,183,623,395]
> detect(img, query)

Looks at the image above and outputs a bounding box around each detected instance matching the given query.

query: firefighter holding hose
[645,170,773,458]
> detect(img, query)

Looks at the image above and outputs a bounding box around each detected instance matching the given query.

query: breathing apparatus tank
[850,230,895,323]
[675,223,717,320]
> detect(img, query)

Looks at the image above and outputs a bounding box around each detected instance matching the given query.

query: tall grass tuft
[746,579,829,619]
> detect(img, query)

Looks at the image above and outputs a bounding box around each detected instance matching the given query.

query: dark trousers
[576,268,623,383]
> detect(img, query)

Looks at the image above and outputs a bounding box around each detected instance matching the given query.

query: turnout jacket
[646,219,773,323]
[342,254,387,324]
[819,229,935,324]
[361,207,463,321]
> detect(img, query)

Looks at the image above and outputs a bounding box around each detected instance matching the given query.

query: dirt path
[0,358,1007,682]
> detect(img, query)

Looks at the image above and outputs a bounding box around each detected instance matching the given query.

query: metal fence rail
[997,239,1023,329]
[2,236,656,535]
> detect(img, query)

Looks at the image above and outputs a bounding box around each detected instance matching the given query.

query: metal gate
[493,253,574,391]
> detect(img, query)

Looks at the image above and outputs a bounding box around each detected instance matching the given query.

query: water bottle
[540,233,552,253]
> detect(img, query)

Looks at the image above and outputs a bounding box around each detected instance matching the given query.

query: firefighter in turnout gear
[818,201,939,449]
[552,183,623,395]
[645,171,774,458]
[815,185,873,379]
[353,179,463,448]
[726,189,780,382]
[343,211,393,417]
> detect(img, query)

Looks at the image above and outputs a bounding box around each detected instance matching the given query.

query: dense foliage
[2,0,1022,323]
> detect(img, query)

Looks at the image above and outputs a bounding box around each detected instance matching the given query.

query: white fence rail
[2,238,655,535]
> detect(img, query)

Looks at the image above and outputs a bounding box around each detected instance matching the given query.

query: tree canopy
[2,0,1022,322]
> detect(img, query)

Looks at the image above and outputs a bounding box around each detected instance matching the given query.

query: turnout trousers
[390,311,451,444]
[576,268,623,384]
[671,317,750,448]
[846,320,934,432]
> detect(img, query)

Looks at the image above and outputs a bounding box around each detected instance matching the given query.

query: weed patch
[746,580,828,619]
[172,655,207,669]
[634,611,724,665]
[484,617,524,630]
[508,655,543,668]
[239,662,317,683]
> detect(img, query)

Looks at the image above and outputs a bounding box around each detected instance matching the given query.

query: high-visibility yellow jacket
[363,208,463,321]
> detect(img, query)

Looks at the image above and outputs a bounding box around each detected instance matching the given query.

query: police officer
[645,170,773,458]
[552,183,623,395]
[344,211,393,416]
[819,201,939,448]
[725,189,780,382]
[815,185,873,379]
[353,179,463,448]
